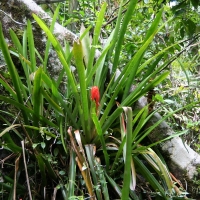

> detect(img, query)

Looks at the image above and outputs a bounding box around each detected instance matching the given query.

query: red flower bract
[91,86,100,110]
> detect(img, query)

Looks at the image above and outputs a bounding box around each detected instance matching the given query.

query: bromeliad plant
[0,2,190,200]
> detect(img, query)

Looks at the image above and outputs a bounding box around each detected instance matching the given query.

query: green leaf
[90,40,113,86]
[0,78,17,100]
[112,0,138,74]
[133,101,200,149]
[105,172,133,200]
[36,154,46,186]
[142,148,173,193]
[121,107,132,199]
[80,24,92,68]
[43,4,60,72]
[0,23,29,125]
[32,143,39,149]
[121,71,169,107]
[9,29,23,54]
[42,156,57,181]
[141,71,170,94]
[191,0,199,8]
[143,8,163,44]
[94,32,114,86]
[3,132,22,153]
[27,20,36,72]
[32,14,78,96]
[41,87,64,116]
[102,107,123,134]
[110,137,126,172]
[182,19,196,36]
[0,95,58,128]
[133,156,167,199]
[85,145,102,200]
[95,159,109,200]
[67,150,76,199]
[122,8,163,101]
[0,124,21,138]
[33,67,43,129]
[73,40,89,140]
[59,117,68,155]
[132,106,149,142]
[91,109,109,170]
[86,2,107,76]
[41,142,46,149]
[32,13,82,128]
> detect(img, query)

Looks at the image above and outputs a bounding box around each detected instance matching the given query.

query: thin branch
[21,140,33,200]
[12,95,32,125]
[34,0,66,4]
[107,0,130,21]
[13,155,20,200]
[52,187,58,200]
[102,9,127,28]
[0,153,15,168]
[0,9,26,26]
[103,0,142,28]
[160,33,200,72]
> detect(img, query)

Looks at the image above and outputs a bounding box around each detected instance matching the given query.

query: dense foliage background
[0,0,200,199]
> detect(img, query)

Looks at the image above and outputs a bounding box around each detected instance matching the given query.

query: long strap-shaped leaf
[0,23,29,125]
[121,107,132,199]
[122,8,164,101]
[112,0,138,75]
[27,20,36,72]
[32,14,80,108]
[86,2,107,76]
[0,95,58,128]
[92,107,109,170]
[33,67,43,130]
[43,4,60,72]
[73,40,90,141]
[141,148,173,193]
[32,14,85,131]
[133,156,167,199]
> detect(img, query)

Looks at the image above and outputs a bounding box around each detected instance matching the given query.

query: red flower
[91,86,100,111]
